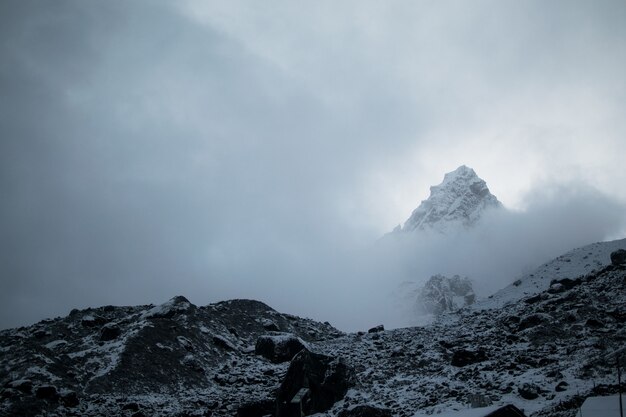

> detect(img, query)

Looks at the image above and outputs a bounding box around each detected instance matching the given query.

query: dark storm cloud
[1,1,625,330]
[0,0,405,328]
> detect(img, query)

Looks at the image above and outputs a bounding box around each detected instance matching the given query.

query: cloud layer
[1,1,625,330]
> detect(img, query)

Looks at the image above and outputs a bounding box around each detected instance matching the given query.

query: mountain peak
[400,165,502,232]
[441,165,476,184]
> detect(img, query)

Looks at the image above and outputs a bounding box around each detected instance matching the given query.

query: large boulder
[100,323,122,341]
[518,313,552,331]
[518,383,541,400]
[611,249,626,266]
[236,398,275,417]
[277,349,355,417]
[35,385,58,401]
[368,325,384,333]
[141,296,195,319]
[255,333,307,363]
[451,349,487,367]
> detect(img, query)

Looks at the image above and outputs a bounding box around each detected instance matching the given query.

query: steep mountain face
[399,165,502,233]
[1,244,625,417]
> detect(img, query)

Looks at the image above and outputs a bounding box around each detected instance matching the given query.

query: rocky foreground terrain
[1,247,625,417]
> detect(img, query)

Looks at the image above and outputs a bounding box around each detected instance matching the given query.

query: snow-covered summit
[399,165,502,233]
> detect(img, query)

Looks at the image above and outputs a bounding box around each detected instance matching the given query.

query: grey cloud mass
[1,0,625,330]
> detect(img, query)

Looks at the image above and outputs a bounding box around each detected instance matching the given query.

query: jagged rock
[584,318,603,328]
[261,318,280,331]
[236,398,275,417]
[213,335,237,351]
[33,329,51,338]
[255,333,307,363]
[35,385,58,401]
[368,325,384,333]
[1,388,19,400]
[451,349,487,367]
[524,295,542,304]
[277,349,355,417]
[337,405,393,417]
[100,323,122,341]
[518,383,541,400]
[81,314,107,327]
[548,278,581,293]
[122,402,140,411]
[142,296,195,319]
[7,379,32,394]
[417,275,475,315]
[518,313,552,331]
[60,391,80,407]
[555,381,569,392]
[611,249,626,265]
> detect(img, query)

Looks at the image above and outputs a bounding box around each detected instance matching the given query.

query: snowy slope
[399,165,502,233]
[1,257,625,417]
[476,238,626,310]
[2,237,626,417]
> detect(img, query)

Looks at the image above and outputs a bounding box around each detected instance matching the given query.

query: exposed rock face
[236,398,275,417]
[255,333,307,363]
[399,165,502,233]
[610,249,626,265]
[367,325,384,333]
[417,274,476,315]
[277,349,355,417]
[450,349,487,367]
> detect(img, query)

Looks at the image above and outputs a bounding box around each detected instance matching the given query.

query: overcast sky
[1,0,625,330]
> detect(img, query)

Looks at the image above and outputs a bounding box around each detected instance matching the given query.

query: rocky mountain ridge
[2,243,626,417]
[397,165,502,233]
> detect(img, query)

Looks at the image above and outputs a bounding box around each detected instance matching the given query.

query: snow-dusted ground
[477,238,626,310]
[1,240,625,417]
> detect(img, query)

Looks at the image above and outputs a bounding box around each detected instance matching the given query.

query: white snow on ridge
[141,296,192,319]
[476,237,626,310]
[400,165,502,233]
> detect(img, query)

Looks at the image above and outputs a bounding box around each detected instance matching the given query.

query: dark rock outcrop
[368,325,384,333]
[60,391,80,407]
[518,383,541,400]
[100,323,122,341]
[611,249,626,265]
[236,398,275,417]
[255,333,307,363]
[451,349,487,367]
[35,385,58,401]
[518,313,552,331]
[277,349,355,416]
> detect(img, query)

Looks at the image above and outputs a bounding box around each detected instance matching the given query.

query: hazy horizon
[1,1,626,331]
